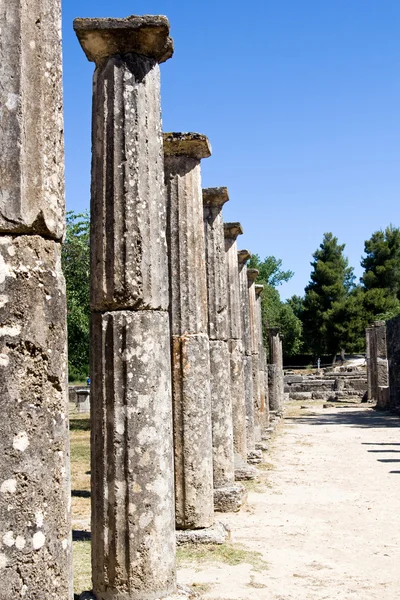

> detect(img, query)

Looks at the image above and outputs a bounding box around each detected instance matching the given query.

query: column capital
[224,222,243,240]
[255,284,264,297]
[247,269,259,282]
[74,14,174,65]
[237,249,251,264]
[203,187,229,207]
[164,132,211,159]
[268,326,280,336]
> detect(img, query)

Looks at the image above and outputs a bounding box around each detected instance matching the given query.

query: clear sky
[62,0,400,300]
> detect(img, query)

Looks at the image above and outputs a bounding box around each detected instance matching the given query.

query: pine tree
[302,233,355,360]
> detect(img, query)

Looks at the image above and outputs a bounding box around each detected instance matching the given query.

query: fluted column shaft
[164,133,214,530]
[203,189,234,489]
[366,321,389,408]
[238,252,255,454]
[247,269,262,442]
[0,2,72,597]
[268,327,284,413]
[75,16,176,600]
[255,285,269,426]
[224,224,247,461]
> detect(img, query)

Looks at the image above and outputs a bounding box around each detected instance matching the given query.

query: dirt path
[178,403,400,600]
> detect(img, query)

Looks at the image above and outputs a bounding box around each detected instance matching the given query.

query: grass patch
[70,414,91,522]
[73,540,91,595]
[70,417,91,432]
[241,479,266,493]
[257,461,275,471]
[177,543,268,572]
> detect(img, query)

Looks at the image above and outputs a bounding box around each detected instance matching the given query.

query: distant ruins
[0,6,284,599]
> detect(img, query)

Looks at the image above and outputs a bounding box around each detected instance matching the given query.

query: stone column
[203,188,247,512]
[248,269,264,446]
[164,133,215,531]
[255,285,269,430]
[268,327,285,413]
[387,316,400,414]
[225,224,256,480]
[237,251,256,458]
[0,2,72,597]
[366,321,389,410]
[75,16,177,599]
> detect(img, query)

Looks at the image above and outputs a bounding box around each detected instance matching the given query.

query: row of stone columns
[0,8,285,599]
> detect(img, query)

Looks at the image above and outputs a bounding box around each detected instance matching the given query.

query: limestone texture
[237,251,255,453]
[0,235,71,598]
[0,1,65,240]
[165,135,210,336]
[73,15,174,65]
[172,334,214,530]
[176,522,229,546]
[80,18,177,599]
[366,321,389,409]
[224,223,243,341]
[248,270,262,441]
[89,54,169,312]
[164,137,214,530]
[91,311,176,599]
[209,340,235,487]
[203,188,229,342]
[268,328,285,413]
[228,338,247,458]
[213,484,248,513]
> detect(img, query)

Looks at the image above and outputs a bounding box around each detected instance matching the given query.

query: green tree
[62,211,90,381]
[361,225,400,298]
[248,254,302,357]
[302,232,355,360]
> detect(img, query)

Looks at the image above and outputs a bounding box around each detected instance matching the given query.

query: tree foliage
[302,233,356,358]
[361,225,400,298]
[248,254,302,357]
[62,211,90,381]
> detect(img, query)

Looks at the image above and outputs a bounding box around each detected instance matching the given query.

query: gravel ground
[178,402,400,600]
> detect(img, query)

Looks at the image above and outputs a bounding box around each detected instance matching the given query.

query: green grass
[177,543,268,572]
[70,417,91,432]
[241,479,266,493]
[73,540,91,595]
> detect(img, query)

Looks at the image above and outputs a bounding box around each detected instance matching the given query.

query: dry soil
[178,402,400,600]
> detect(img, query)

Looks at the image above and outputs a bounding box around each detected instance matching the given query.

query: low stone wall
[285,370,367,402]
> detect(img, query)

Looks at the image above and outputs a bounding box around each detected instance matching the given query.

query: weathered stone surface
[74,15,174,65]
[268,364,285,411]
[377,386,390,411]
[224,223,243,341]
[268,328,285,413]
[255,285,268,428]
[76,389,90,413]
[164,132,211,160]
[0,235,72,598]
[209,341,235,488]
[243,354,255,452]
[366,321,389,406]
[164,134,210,335]
[91,310,176,598]
[214,484,248,513]
[176,522,228,546]
[203,188,229,341]
[234,453,258,480]
[387,315,400,414]
[228,338,247,459]
[0,1,65,240]
[172,334,214,530]
[237,251,255,453]
[89,53,169,312]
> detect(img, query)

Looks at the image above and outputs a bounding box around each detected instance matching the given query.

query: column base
[234,453,257,480]
[247,449,263,464]
[214,483,248,512]
[255,442,269,451]
[176,522,229,545]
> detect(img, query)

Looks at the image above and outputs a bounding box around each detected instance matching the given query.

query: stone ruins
[3,5,400,600]
[0,7,283,599]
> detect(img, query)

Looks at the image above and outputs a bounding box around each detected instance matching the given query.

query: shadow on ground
[287,408,400,429]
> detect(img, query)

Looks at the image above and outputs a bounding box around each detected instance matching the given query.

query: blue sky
[62,1,400,300]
